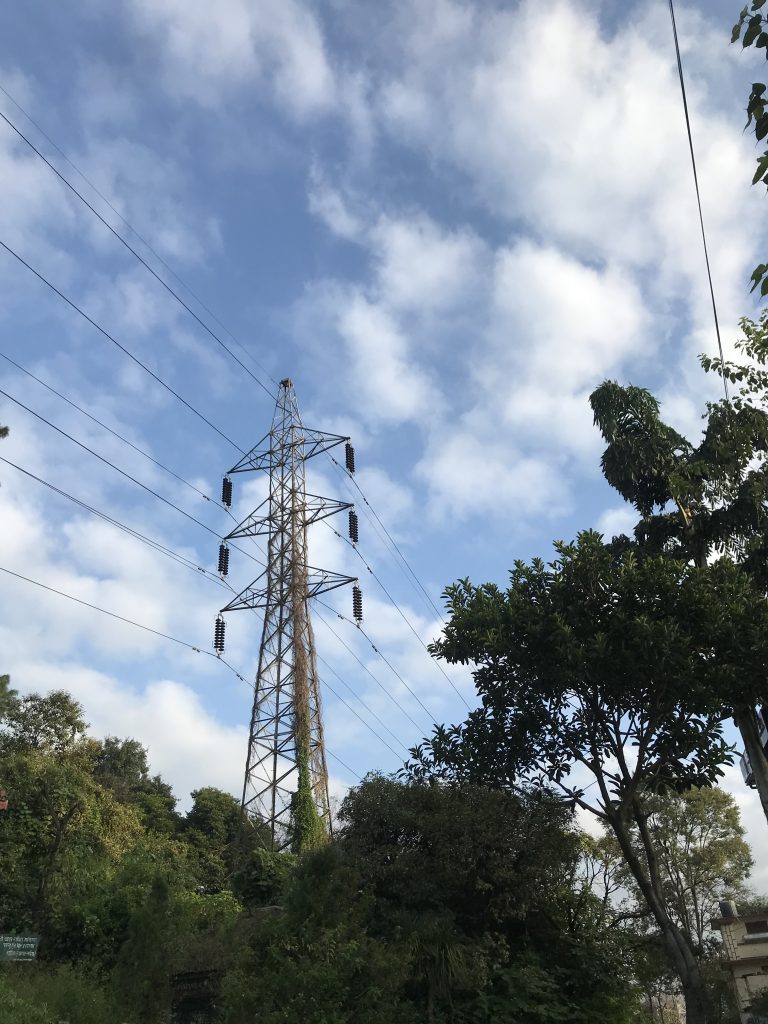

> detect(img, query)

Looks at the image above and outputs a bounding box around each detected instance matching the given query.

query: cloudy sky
[1,0,767,884]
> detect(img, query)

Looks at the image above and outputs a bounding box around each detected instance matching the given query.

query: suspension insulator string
[221,476,233,507]
[214,614,226,654]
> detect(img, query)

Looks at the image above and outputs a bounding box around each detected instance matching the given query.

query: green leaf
[756,113,768,140]
[760,275,768,296]
[753,153,768,184]
[745,17,764,46]
[753,0,767,10]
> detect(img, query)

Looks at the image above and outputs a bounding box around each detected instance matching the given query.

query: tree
[0,673,17,717]
[589,789,750,1022]
[631,789,752,954]
[590,370,768,823]
[221,776,639,1024]
[732,2,768,297]
[94,736,180,834]
[183,786,258,891]
[406,534,768,1024]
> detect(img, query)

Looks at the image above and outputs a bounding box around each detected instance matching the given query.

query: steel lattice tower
[214,379,359,851]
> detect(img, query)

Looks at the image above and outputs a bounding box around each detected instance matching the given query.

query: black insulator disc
[214,616,226,652]
[221,477,233,507]
[345,442,356,474]
[348,510,359,544]
[352,585,363,621]
[218,544,230,576]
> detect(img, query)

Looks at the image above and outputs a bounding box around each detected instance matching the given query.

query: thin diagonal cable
[325,749,362,781]
[0,563,217,654]
[0,237,244,451]
[323,519,470,711]
[0,81,278,391]
[329,454,445,622]
[0,388,266,572]
[668,0,729,403]
[0,455,229,590]
[0,350,214,504]
[0,566,361,777]
[318,674,404,760]
[313,605,428,734]
[0,107,276,401]
[316,598,437,724]
[315,649,411,754]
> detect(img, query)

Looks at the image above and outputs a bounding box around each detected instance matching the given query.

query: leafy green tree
[590,790,749,1022]
[0,673,17,716]
[590,369,768,822]
[0,691,143,935]
[183,786,256,891]
[406,535,768,1024]
[93,736,180,834]
[633,789,752,953]
[222,776,640,1024]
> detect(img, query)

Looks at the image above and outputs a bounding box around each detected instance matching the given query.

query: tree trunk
[609,811,712,1024]
[734,704,768,827]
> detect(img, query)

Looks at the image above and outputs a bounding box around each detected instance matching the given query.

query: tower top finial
[279,377,293,389]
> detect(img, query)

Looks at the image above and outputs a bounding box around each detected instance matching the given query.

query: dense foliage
[0,686,650,1023]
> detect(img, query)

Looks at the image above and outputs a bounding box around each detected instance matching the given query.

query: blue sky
[1,0,768,880]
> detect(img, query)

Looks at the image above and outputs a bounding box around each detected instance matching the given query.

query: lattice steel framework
[216,379,356,850]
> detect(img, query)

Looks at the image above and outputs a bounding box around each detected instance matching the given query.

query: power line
[668,0,729,404]
[318,673,405,760]
[0,105,276,402]
[313,605,429,734]
[316,598,437,725]
[0,237,244,451]
[0,350,214,504]
[0,385,228,540]
[0,560,362,782]
[0,454,230,590]
[315,648,411,755]
[329,454,445,623]
[0,388,267,574]
[325,748,362,782]
[0,81,277,393]
[324,519,471,711]
[0,562,221,657]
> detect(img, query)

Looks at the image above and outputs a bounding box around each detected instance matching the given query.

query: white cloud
[596,505,638,539]
[124,0,336,120]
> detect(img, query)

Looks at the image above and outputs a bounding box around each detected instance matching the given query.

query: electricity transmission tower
[213,379,361,851]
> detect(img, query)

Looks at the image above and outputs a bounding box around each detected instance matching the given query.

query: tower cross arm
[223,498,271,540]
[304,493,353,526]
[305,567,358,598]
[227,430,348,475]
[219,571,268,612]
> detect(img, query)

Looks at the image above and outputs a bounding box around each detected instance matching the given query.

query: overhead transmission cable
[667,0,729,403]
[329,452,444,618]
[0,82,277,393]
[0,237,243,451]
[0,350,269,567]
[316,597,437,725]
[0,455,230,590]
[323,518,470,711]
[0,562,361,780]
[0,387,265,569]
[313,605,430,734]
[0,351,215,505]
[317,674,405,760]
[314,648,411,755]
[0,106,276,402]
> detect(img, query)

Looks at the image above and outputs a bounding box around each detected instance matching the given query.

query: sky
[1,0,768,887]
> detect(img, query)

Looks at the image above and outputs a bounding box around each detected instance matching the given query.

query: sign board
[0,935,39,961]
